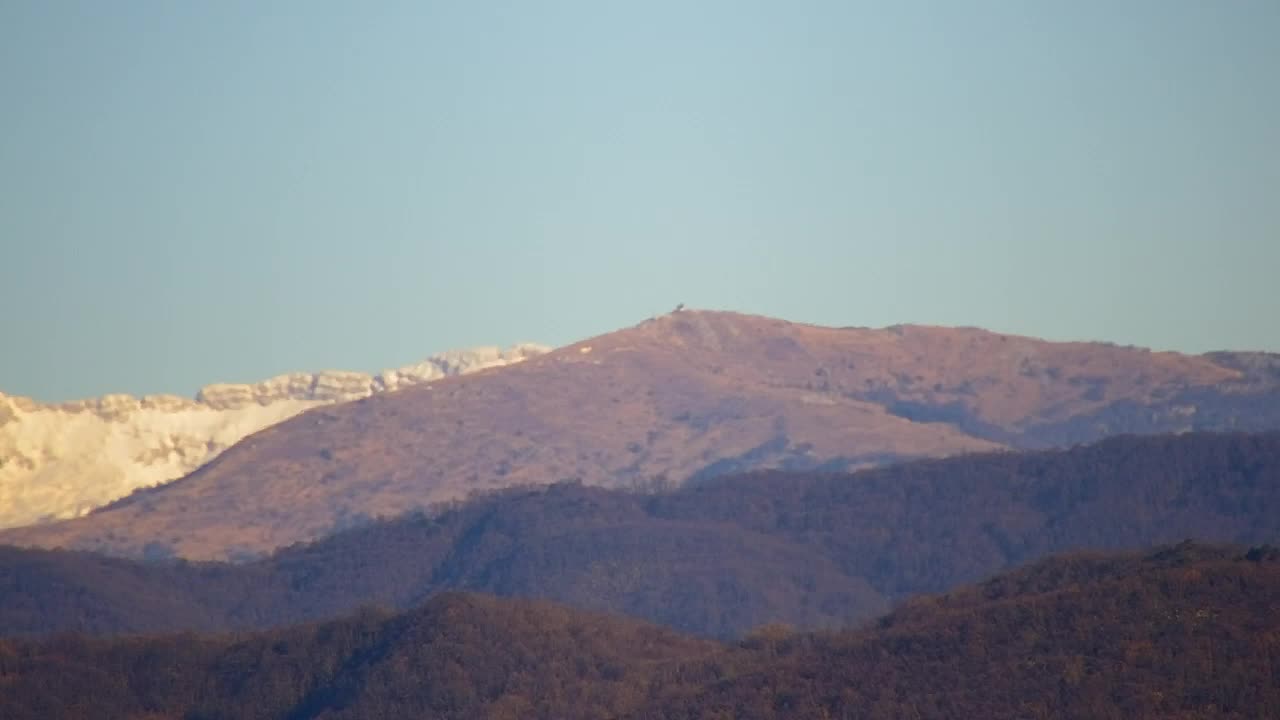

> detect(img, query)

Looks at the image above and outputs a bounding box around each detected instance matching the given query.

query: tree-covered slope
[2,543,1278,720]
[2,432,1278,639]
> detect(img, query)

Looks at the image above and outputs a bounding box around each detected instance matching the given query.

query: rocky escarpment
[0,344,547,529]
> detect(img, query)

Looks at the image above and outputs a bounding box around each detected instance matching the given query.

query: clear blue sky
[3,1,1277,402]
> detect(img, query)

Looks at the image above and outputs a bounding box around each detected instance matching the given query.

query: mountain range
[4,310,1278,560]
[4,311,1280,719]
[0,344,547,529]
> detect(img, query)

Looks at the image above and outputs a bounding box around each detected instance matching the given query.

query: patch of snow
[0,343,549,529]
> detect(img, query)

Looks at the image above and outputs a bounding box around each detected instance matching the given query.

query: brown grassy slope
[0,310,1252,560]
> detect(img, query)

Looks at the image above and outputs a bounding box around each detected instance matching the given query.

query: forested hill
[0,592,720,720]
[2,431,1279,639]
[643,542,1280,720]
[2,543,1278,720]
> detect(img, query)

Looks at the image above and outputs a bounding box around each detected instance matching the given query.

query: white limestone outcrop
[0,344,548,529]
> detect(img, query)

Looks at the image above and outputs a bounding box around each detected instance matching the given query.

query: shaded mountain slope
[643,542,1280,720]
[0,592,719,720]
[2,544,1279,720]
[6,310,1279,561]
[1,432,1278,640]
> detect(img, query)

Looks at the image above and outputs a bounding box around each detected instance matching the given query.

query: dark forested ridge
[0,592,720,720]
[2,431,1279,639]
[2,544,1278,720]
[643,542,1280,720]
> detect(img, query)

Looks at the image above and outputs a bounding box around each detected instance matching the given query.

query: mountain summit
[4,310,1278,560]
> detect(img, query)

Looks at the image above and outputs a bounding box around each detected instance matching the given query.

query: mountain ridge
[5,309,1279,559]
[0,343,548,529]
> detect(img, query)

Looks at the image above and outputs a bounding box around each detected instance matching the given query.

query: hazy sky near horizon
[3,1,1278,402]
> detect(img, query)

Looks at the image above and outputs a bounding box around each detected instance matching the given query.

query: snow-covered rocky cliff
[0,344,548,529]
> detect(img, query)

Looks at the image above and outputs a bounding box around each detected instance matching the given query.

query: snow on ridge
[0,343,550,530]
